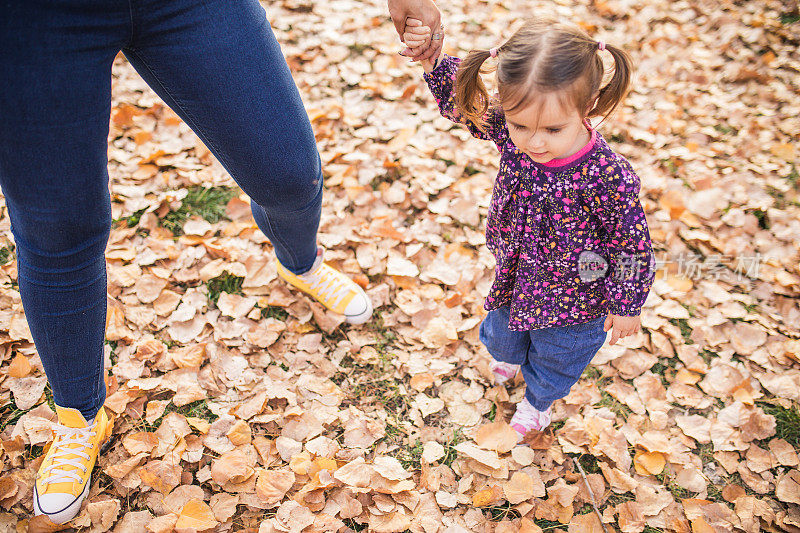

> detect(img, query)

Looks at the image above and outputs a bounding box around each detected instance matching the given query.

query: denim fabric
[0,0,323,419]
[480,306,608,410]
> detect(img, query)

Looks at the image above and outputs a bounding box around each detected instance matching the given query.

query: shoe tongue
[55,406,91,428]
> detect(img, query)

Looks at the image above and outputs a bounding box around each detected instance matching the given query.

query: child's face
[504,93,589,164]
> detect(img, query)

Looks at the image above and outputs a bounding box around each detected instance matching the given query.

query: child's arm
[581,158,656,344]
[405,20,502,143]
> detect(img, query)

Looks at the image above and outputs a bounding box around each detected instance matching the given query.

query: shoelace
[300,266,350,308]
[39,423,97,485]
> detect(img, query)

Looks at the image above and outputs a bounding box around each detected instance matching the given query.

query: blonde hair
[455,18,633,132]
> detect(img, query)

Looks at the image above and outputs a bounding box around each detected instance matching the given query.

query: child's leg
[511,315,607,440]
[479,306,528,383]
[523,315,608,411]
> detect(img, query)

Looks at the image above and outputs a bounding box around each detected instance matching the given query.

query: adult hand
[388,0,442,62]
[603,314,641,346]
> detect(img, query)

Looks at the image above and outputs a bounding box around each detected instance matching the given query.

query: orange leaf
[175,499,219,531]
[634,451,666,475]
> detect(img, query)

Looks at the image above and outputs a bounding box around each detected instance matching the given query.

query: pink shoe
[510,398,552,442]
[489,360,519,384]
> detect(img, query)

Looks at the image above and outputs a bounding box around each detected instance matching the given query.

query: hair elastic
[490,47,498,58]
[597,41,606,51]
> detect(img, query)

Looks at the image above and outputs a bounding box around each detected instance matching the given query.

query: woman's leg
[121,0,322,274]
[0,0,126,423]
[120,0,373,323]
[0,0,126,522]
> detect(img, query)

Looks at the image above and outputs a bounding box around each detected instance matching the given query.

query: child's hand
[603,315,641,345]
[403,18,441,72]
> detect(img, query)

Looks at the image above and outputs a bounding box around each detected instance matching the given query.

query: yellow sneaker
[34,406,112,524]
[277,247,373,325]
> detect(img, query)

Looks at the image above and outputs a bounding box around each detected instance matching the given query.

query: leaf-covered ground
[1,0,799,531]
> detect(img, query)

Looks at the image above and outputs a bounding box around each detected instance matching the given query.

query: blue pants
[0,0,323,420]
[479,307,608,410]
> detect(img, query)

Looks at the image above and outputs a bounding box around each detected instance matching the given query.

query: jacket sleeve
[421,54,505,144]
[580,157,656,316]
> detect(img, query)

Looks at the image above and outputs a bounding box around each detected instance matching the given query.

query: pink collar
[542,125,597,168]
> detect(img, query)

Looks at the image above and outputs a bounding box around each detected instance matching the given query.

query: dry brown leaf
[211,449,255,486]
[503,472,534,504]
[474,420,518,453]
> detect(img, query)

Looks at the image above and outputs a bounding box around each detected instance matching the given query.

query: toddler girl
[404,17,656,441]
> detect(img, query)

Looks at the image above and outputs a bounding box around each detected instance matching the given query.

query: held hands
[388,0,442,62]
[403,18,442,72]
[603,314,641,346]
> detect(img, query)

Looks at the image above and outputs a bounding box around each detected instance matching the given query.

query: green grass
[787,165,799,186]
[656,470,692,500]
[752,208,770,230]
[781,12,800,24]
[757,401,800,448]
[582,365,602,381]
[534,518,565,530]
[206,272,245,305]
[486,501,521,521]
[260,305,289,321]
[576,453,601,475]
[396,439,424,471]
[669,318,694,344]
[143,399,219,432]
[0,245,14,265]
[597,390,632,421]
[342,518,367,531]
[366,311,398,354]
[0,395,26,432]
[116,207,147,228]
[441,428,467,467]
[161,185,239,235]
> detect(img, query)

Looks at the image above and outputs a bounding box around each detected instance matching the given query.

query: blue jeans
[0,0,323,420]
[479,307,608,411]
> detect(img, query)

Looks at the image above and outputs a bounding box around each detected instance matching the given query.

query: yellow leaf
[290,451,313,475]
[7,353,32,378]
[676,368,702,385]
[256,469,296,505]
[733,386,754,406]
[634,451,666,475]
[186,416,211,434]
[666,276,693,293]
[313,457,338,473]
[472,487,497,507]
[771,143,795,161]
[226,419,252,446]
[175,499,219,531]
[690,518,715,533]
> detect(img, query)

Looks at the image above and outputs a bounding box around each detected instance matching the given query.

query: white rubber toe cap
[34,482,88,525]
[344,292,373,325]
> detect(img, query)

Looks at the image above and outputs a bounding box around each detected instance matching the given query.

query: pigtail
[588,43,633,120]
[455,49,495,133]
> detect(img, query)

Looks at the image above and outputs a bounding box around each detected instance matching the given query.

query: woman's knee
[11,208,111,275]
[245,154,323,213]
